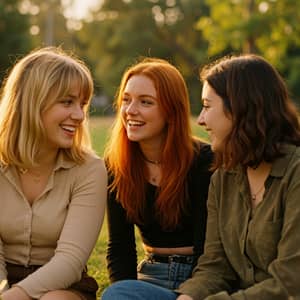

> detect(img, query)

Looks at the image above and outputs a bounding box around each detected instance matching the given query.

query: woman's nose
[71,104,85,121]
[126,100,138,114]
[197,109,205,126]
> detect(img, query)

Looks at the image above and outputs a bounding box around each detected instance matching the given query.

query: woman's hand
[1,286,32,300]
[177,294,194,300]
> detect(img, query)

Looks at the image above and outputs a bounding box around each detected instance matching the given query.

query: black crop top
[106,141,213,282]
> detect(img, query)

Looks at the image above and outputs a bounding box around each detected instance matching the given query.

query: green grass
[87,116,208,296]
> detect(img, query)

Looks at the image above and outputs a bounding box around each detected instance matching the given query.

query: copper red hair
[105,58,194,229]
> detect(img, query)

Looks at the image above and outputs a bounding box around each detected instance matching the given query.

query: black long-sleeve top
[106,141,213,283]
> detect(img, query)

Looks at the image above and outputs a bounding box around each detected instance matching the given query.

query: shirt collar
[0,150,77,174]
[269,144,297,178]
[224,144,297,178]
[53,150,77,171]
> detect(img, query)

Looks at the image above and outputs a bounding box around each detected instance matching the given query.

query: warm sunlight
[63,0,102,20]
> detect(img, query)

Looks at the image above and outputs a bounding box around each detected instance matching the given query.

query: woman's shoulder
[84,151,104,163]
[192,137,213,161]
[83,151,106,169]
[67,152,106,177]
[188,138,214,176]
[274,144,300,177]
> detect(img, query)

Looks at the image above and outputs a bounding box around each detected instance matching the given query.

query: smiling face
[120,74,167,148]
[197,81,232,152]
[41,83,87,156]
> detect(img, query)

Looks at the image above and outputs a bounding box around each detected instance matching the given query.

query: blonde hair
[0,47,94,168]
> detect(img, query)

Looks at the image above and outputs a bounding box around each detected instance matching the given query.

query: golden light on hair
[0,47,94,169]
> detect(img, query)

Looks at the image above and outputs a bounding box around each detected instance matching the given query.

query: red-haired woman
[103,58,213,291]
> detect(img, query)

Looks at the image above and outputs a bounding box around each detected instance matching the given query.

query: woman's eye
[202,102,210,110]
[122,97,130,103]
[141,99,153,105]
[61,99,73,106]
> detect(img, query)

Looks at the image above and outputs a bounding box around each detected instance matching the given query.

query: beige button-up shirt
[178,144,300,299]
[0,151,107,298]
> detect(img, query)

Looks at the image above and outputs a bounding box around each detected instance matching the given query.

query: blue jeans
[101,255,196,299]
[101,280,178,300]
[137,257,194,289]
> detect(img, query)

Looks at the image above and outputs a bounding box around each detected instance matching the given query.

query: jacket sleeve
[177,172,239,299]
[106,182,137,282]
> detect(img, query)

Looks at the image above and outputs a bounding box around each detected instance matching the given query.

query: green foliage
[0,0,32,83]
[75,0,209,113]
[196,0,300,103]
[197,0,300,56]
[28,0,75,48]
[2,0,300,108]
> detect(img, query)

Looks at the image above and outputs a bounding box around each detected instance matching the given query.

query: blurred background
[1,0,300,116]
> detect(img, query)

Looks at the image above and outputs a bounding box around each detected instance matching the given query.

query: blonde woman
[0,47,107,300]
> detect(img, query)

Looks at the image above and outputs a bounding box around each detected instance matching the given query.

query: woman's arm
[14,157,107,299]
[177,295,194,300]
[0,239,8,294]
[1,286,32,300]
[191,143,213,257]
[106,184,138,282]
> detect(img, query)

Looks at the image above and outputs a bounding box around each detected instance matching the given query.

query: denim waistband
[145,253,196,265]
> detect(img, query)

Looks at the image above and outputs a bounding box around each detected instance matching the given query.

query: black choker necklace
[143,156,161,165]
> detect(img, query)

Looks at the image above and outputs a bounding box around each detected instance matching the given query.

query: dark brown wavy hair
[200,54,300,169]
[105,58,194,229]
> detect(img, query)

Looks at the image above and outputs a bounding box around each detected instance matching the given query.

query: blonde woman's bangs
[77,67,94,104]
[64,62,93,103]
[59,64,94,161]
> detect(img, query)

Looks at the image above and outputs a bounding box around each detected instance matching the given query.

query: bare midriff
[143,244,194,255]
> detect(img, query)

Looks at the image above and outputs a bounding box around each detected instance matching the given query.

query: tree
[197,0,300,102]
[27,0,75,48]
[0,0,32,83]
[75,0,209,113]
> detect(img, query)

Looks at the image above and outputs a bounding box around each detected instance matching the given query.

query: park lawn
[87,116,209,296]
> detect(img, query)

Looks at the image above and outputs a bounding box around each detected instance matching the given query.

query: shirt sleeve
[191,143,213,258]
[0,237,8,292]
[177,172,239,299]
[15,157,107,299]
[106,177,137,282]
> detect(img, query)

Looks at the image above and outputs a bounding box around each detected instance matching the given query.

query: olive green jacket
[178,144,300,300]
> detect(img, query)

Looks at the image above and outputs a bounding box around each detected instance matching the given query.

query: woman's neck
[246,161,272,207]
[139,143,162,165]
[247,161,271,177]
[33,149,58,170]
